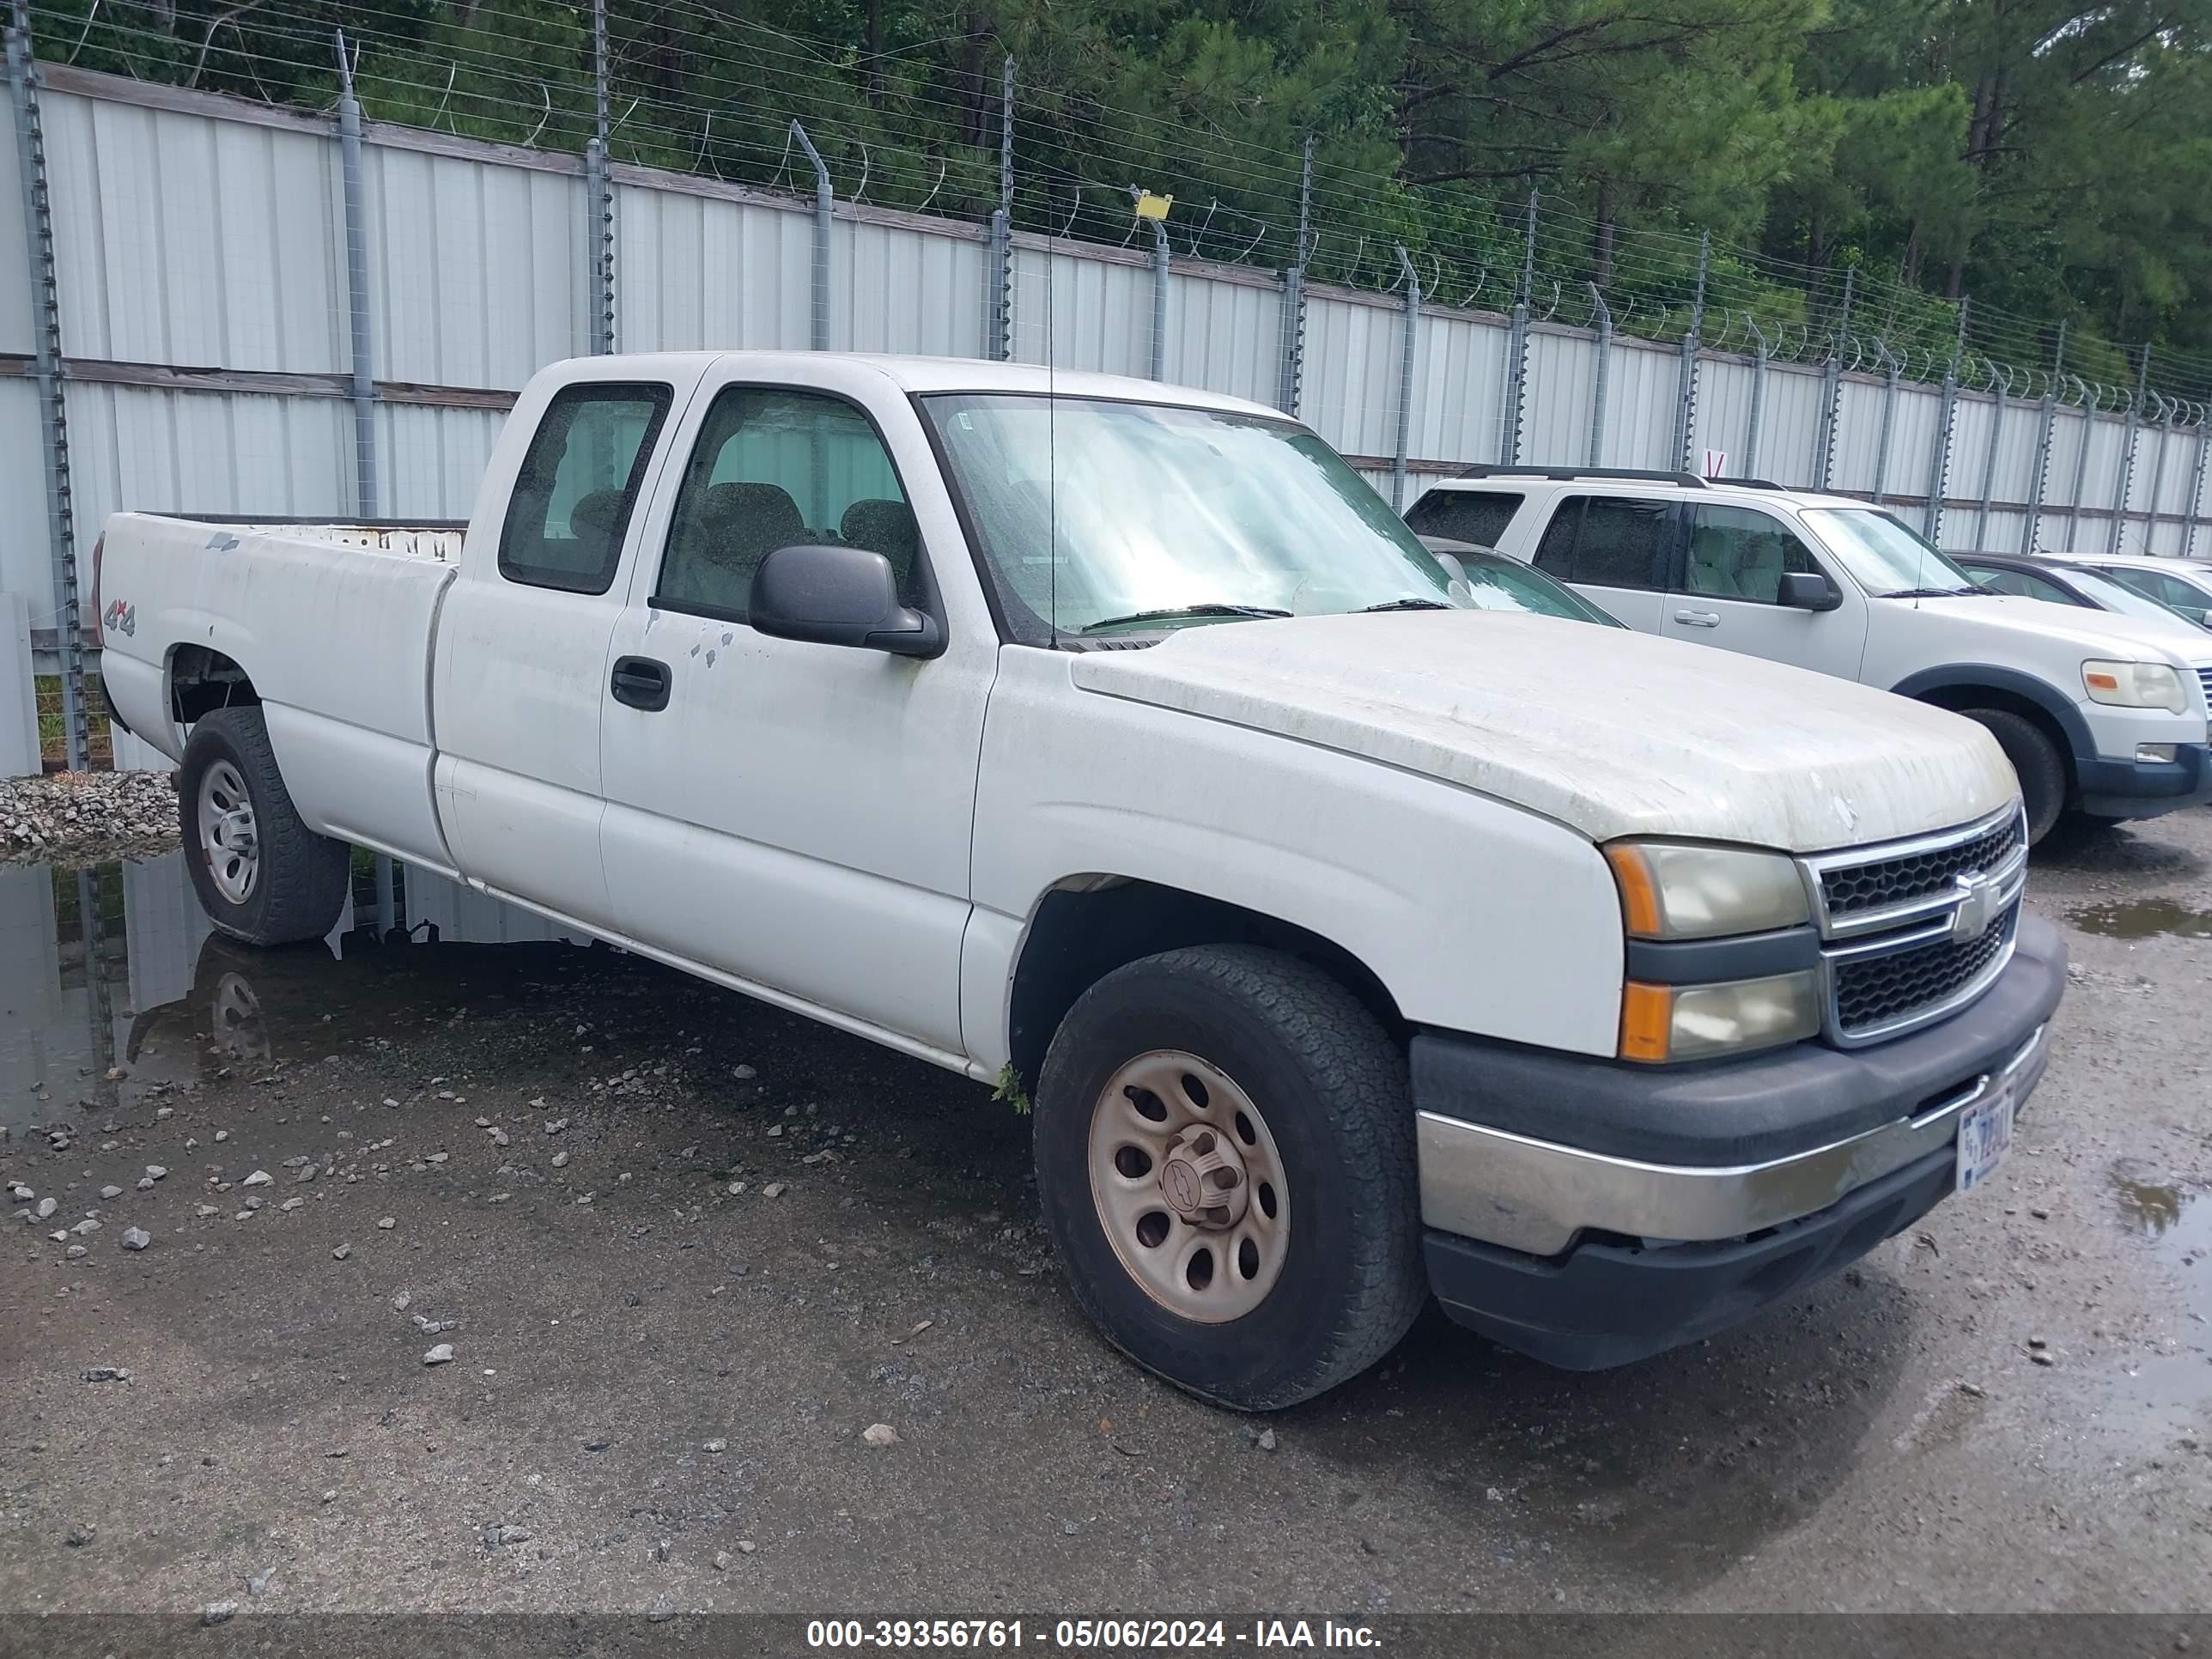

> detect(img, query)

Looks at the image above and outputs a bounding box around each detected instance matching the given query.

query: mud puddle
[2068,897,2212,939]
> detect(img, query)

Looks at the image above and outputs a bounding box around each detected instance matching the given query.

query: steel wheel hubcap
[198,760,259,905]
[1087,1050,1290,1323]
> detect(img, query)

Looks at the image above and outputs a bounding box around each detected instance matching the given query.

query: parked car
[1954,552,2212,634]
[1415,535,1625,625]
[98,356,2063,1407]
[1407,466,2212,842]
[2041,550,2212,630]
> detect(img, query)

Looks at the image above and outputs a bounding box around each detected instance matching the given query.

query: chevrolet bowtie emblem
[1951,869,2002,942]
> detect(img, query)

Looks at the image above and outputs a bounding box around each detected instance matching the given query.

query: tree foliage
[30,0,2212,383]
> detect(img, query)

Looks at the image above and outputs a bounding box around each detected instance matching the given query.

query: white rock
[241,1170,272,1187]
[422,1343,454,1366]
[861,1423,902,1447]
[121,1227,150,1250]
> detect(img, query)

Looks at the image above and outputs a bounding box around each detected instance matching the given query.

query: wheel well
[1004,878,1404,1091]
[169,647,260,727]
[1909,684,2070,770]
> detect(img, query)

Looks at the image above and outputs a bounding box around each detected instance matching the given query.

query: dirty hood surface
[1069,611,2018,852]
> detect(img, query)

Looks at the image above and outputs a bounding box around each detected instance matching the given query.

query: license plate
[1955,1077,2016,1194]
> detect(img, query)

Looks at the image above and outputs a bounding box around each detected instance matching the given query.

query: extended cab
[99,356,2064,1406]
[1407,468,2212,842]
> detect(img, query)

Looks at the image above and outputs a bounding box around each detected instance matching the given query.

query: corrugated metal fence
[6,62,2211,735]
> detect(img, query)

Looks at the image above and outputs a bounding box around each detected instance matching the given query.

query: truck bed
[99,512,465,872]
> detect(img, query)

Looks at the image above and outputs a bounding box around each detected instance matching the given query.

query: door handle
[610,655,672,712]
[1673,609,1721,628]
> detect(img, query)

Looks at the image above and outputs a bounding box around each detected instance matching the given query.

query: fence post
[1499,190,1534,465]
[2021,321,2063,553]
[789,122,832,351]
[1587,283,1611,468]
[986,57,1012,361]
[585,0,614,353]
[1923,299,1965,542]
[1814,267,1852,490]
[1870,341,1901,503]
[1390,246,1419,510]
[2064,379,2099,548]
[1148,216,1170,381]
[1274,135,1311,416]
[2106,346,2149,554]
[6,0,87,770]
[1671,232,1708,469]
[1741,316,1768,477]
[1973,368,2009,550]
[332,32,379,518]
[2184,410,2210,561]
[2143,394,2176,556]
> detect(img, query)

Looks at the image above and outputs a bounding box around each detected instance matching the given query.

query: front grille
[2197,665,2212,709]
[1820,812,2022,920]
[1832,908,2015,1036]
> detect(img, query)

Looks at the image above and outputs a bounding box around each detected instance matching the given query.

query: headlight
[2081,659,2188,714]
[1604,842,1811,939]
[1620,972,1823,1063]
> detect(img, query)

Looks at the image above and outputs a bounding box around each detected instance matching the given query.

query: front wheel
[1032,945,1425,1411]
[179,706,351,945]
[1957,707,2066,845]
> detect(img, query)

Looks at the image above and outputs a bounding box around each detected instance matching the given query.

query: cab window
[654,387,919,623]
[499,383,672,594]
[1681,506,1821,604]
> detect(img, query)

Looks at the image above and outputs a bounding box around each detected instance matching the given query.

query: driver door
[595,362,994,1060]
[1662,504,1870,681]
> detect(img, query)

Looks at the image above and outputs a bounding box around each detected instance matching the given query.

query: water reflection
[0,848,592,1133]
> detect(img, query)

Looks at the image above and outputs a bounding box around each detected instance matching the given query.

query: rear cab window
[500,383,673,594]
[1404,489,1527,549]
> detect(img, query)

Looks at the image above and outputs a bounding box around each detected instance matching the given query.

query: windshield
[921,393,1462,640]
[1434,543,1625,626]
[2062,566,2209,626]
[1800,508,1982,598]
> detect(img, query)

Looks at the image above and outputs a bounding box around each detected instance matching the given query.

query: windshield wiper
[1881,586,1985,599]
[1357,598,1455,613]
[1079,604,1291,634]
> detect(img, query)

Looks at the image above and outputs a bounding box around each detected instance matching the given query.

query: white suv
[1407,468,2212,842]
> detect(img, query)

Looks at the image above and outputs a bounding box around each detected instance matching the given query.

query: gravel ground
[2,769,179,864]
[0,812,2207,1620]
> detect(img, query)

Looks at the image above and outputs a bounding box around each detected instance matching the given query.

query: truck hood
[1881,592,2212,667]
[1068,612,2016,853]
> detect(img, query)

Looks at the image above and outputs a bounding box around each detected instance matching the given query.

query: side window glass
[1532,497,1585,579]
[1682,505,1817,603]
[2022,573,2078,604]
[500,384,672,594]
[2150,572,2207,611]
[1404,490,1525,548]
[656,388,917,622]
[1965,567,2020,594]
[1574,499,1670,591]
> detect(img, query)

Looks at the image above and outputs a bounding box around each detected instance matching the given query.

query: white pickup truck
[97,353,2065,1408]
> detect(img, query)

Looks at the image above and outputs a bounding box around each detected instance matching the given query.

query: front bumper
[2075,739,2212,819]
[1414,915,2065,1368]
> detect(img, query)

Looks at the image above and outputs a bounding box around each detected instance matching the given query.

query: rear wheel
[179,707,350,945]
[1957,707,2066,845]
[1032,945,1425,1411]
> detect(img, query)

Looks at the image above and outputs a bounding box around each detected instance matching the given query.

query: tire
[1958,707,2067,845]
[1032,945,1425,1411]
[178,706,350,946]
